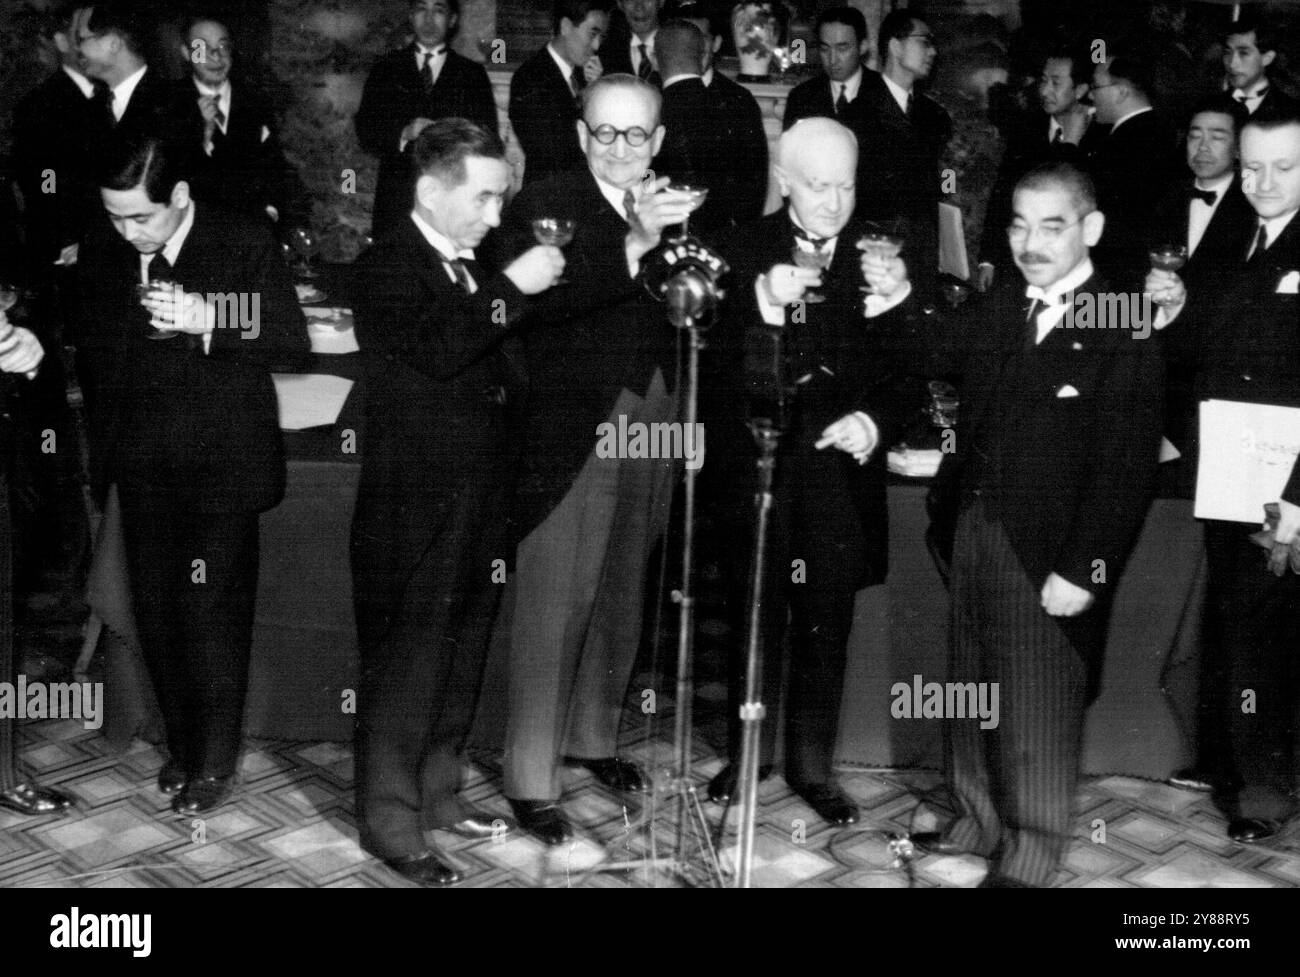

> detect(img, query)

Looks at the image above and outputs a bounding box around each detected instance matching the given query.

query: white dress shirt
[831,67,865,108]
[631,31,657,76]
[1187,172,1233,256]
[63,65,95,99]
[111,65,148,121]
[414,44,447,86]
[881,72,911,115]
[1026,257,1094,345]
[1109,105,1152,134]
[1231,79,1269,115]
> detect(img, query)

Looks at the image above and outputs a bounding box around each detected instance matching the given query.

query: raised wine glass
[135,278,183,339]
[791,242,832,304]
[1148,244,1188,307]
[665,181,709,240]
[858,223,905,301]
[532,217,576,285]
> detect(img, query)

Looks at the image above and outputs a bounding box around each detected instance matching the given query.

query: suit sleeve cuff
[755,277,786,326]
[863,281,912,318]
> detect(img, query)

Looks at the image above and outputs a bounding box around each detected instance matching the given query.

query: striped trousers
[942,498,1088,886]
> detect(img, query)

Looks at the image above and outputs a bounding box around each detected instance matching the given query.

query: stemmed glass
[665,181,709,240]
[135,278,182,340]
[0,283,39,378]
[531,217,576,285]
[858,223,905,302]
[791,241,832,303]
[287,226,319,280]
[1148,244,1188,307]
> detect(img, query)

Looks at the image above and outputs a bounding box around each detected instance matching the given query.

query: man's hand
[504,245,565,295]
[975,262,995,292]
[141,288,215,335]
[1275,498,1300,547]
[760,263,823,307]
[624,176,695,265]
[859,248,909,298]
[55,243,79,267]
[1040,572,1095,617]
[815,413,877,463]
[584,55,603,84]
[1144,268,1185,317]
[399,117,437,149]
[0,320,44,376]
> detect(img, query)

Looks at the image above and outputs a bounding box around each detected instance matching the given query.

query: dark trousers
[354,486,507,859]
[116,485,259,780]
[943,499,1088,886]
[1,468,20,790]
[1204,519,1300,821]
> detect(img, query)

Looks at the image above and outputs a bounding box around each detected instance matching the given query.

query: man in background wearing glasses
[863,161,1164,886]
[482,74,696,845]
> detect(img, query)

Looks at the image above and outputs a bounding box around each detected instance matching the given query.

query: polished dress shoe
[157,761,187,796]
[171,776,234,816]
[0,782,75,816]
[379,850,460,887]
[908,831,967,856]
[978,872,1034,888]
[790,781,859,826]
[573,757,648,793]
[1168,767,1213,793]
[508,799,573,846]
[706,762,773,804]
[445,811,515,840]
[1228,817,1282,844]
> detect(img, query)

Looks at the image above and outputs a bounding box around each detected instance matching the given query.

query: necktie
[444,257,474,294]
[1026,297,1043,323]
[1051,127,1063,144]
[1189,187,1217,206]
[93,82,115,127]
[1247,223,1269,263]
[637,42,651,80]
[905,91,915,119]
[571,65,585,95]
[421,49,437,94]
[213,102,226,129]
[835,84,848,115]
[623,189,638,225]
[148,252,173,281]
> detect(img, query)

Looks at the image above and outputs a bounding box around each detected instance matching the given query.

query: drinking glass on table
[665,181,709,240]
[531,217,576,285]
[791,240,833,303]
[135,278,182,339]
[1147,244,1187,307]
[287,226,319,279]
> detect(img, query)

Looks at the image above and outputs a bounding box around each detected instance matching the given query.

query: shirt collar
[142,199,196,272]
[1110,105,1152,133]
[787,208,839,253]
[702,67,715,87]
[594,174,637,222]
[662,72,700,89]
[547,42,576,83]
[1258,208,1299,250]
[1025,257,1093,303]
[63,65,95,98]
[632,30,657,56]
[409,209,473,262]
[881,71,911,114]
[112,64,148,116]
[1194,171,1234,194]
[1233,78,1269,100]
[193,78,231,101]
[416,43,447,58]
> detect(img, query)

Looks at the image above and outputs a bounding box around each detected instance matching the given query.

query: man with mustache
[866,161,1164,886]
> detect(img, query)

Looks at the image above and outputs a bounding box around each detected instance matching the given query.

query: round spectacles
[582,121,652,147]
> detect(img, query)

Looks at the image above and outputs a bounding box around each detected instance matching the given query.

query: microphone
[641,234,729,328]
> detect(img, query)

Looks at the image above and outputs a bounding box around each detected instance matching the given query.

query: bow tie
[1234,87,1266,102]
[1190,187,1218,206]
[418,45,446,57]
[1024,285,1067,306]
[793,225,831,249]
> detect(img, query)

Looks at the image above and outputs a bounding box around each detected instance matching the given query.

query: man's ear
[1072,82,1089,104]
[415,172,443,211]
[1262,49,1276,70]
[170,181,191,210]
[858,38,870,60]
[774,164,791,198]
[576,117,589,154]
[650,123,665,157]
[711,36,722,56]
[54,31,71,55]
[1082,209,1105,247]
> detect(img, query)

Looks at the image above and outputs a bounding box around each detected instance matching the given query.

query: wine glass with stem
[665,180,709,241]
[1148,243,1187,307]
[531,217,576,285]
[288,226,319,280]
[857,222,905,301]
[135,278,183,339]
[791,242,832,303]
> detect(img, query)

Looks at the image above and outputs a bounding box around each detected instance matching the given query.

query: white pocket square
[1056,384,1080,399]
[1277,271,1300,293]
[260,125,271,143]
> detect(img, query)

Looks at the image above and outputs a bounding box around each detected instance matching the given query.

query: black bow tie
[792,225,830,249]
[1190,187,1218,206]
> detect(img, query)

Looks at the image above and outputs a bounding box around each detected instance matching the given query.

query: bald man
[702,118,927,824]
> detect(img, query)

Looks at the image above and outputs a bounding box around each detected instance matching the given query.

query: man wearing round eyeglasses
[172,17,308,231]
[484,74,695,845]
[861,161,1164,886]
[74,4,181,137]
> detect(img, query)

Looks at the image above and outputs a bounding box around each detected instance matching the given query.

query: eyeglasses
[1006,212,1093,242]
[582,121,653,147]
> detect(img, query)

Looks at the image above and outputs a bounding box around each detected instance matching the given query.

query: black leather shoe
[508,799,573,846]
[573,757,648,793]
[1228,817,1282,844]
[445,811,515,840]
[0,782,75,816]
[791,781,859,825]
[379,850,461,886]
[706,762,773,804]
[171,776,234,816]
[1168,767,1213,792]
[908,831,967,856]
[979,872,1034,888]
[157,761,187,796]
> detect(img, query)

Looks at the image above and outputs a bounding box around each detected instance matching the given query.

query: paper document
[1194,399,1300,523]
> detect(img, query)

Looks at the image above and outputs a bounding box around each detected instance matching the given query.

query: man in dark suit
[1087,48,1183,288]
[76,134,308,816]
[74,3,183,139]
[486,74,697,845]
[1150,106,1300,845]
[14,4,106,277]
[977,47,1101,292]
[1223,15,1298,117]
[350,120,564,886]
[874,161,1164,886]
[171,16,308,231]
[355,0,497,240]
[0,311,77,818]
[509,0,612,186]
[783,7,872,157]
[703,118,925,825]
[601,0,663,85]
[652,19,766,240]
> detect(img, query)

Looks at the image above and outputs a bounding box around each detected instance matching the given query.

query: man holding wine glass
[484,73,698,845]
[702,117,928,825]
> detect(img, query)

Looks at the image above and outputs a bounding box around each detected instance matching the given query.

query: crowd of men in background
[0,0,1298,889]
